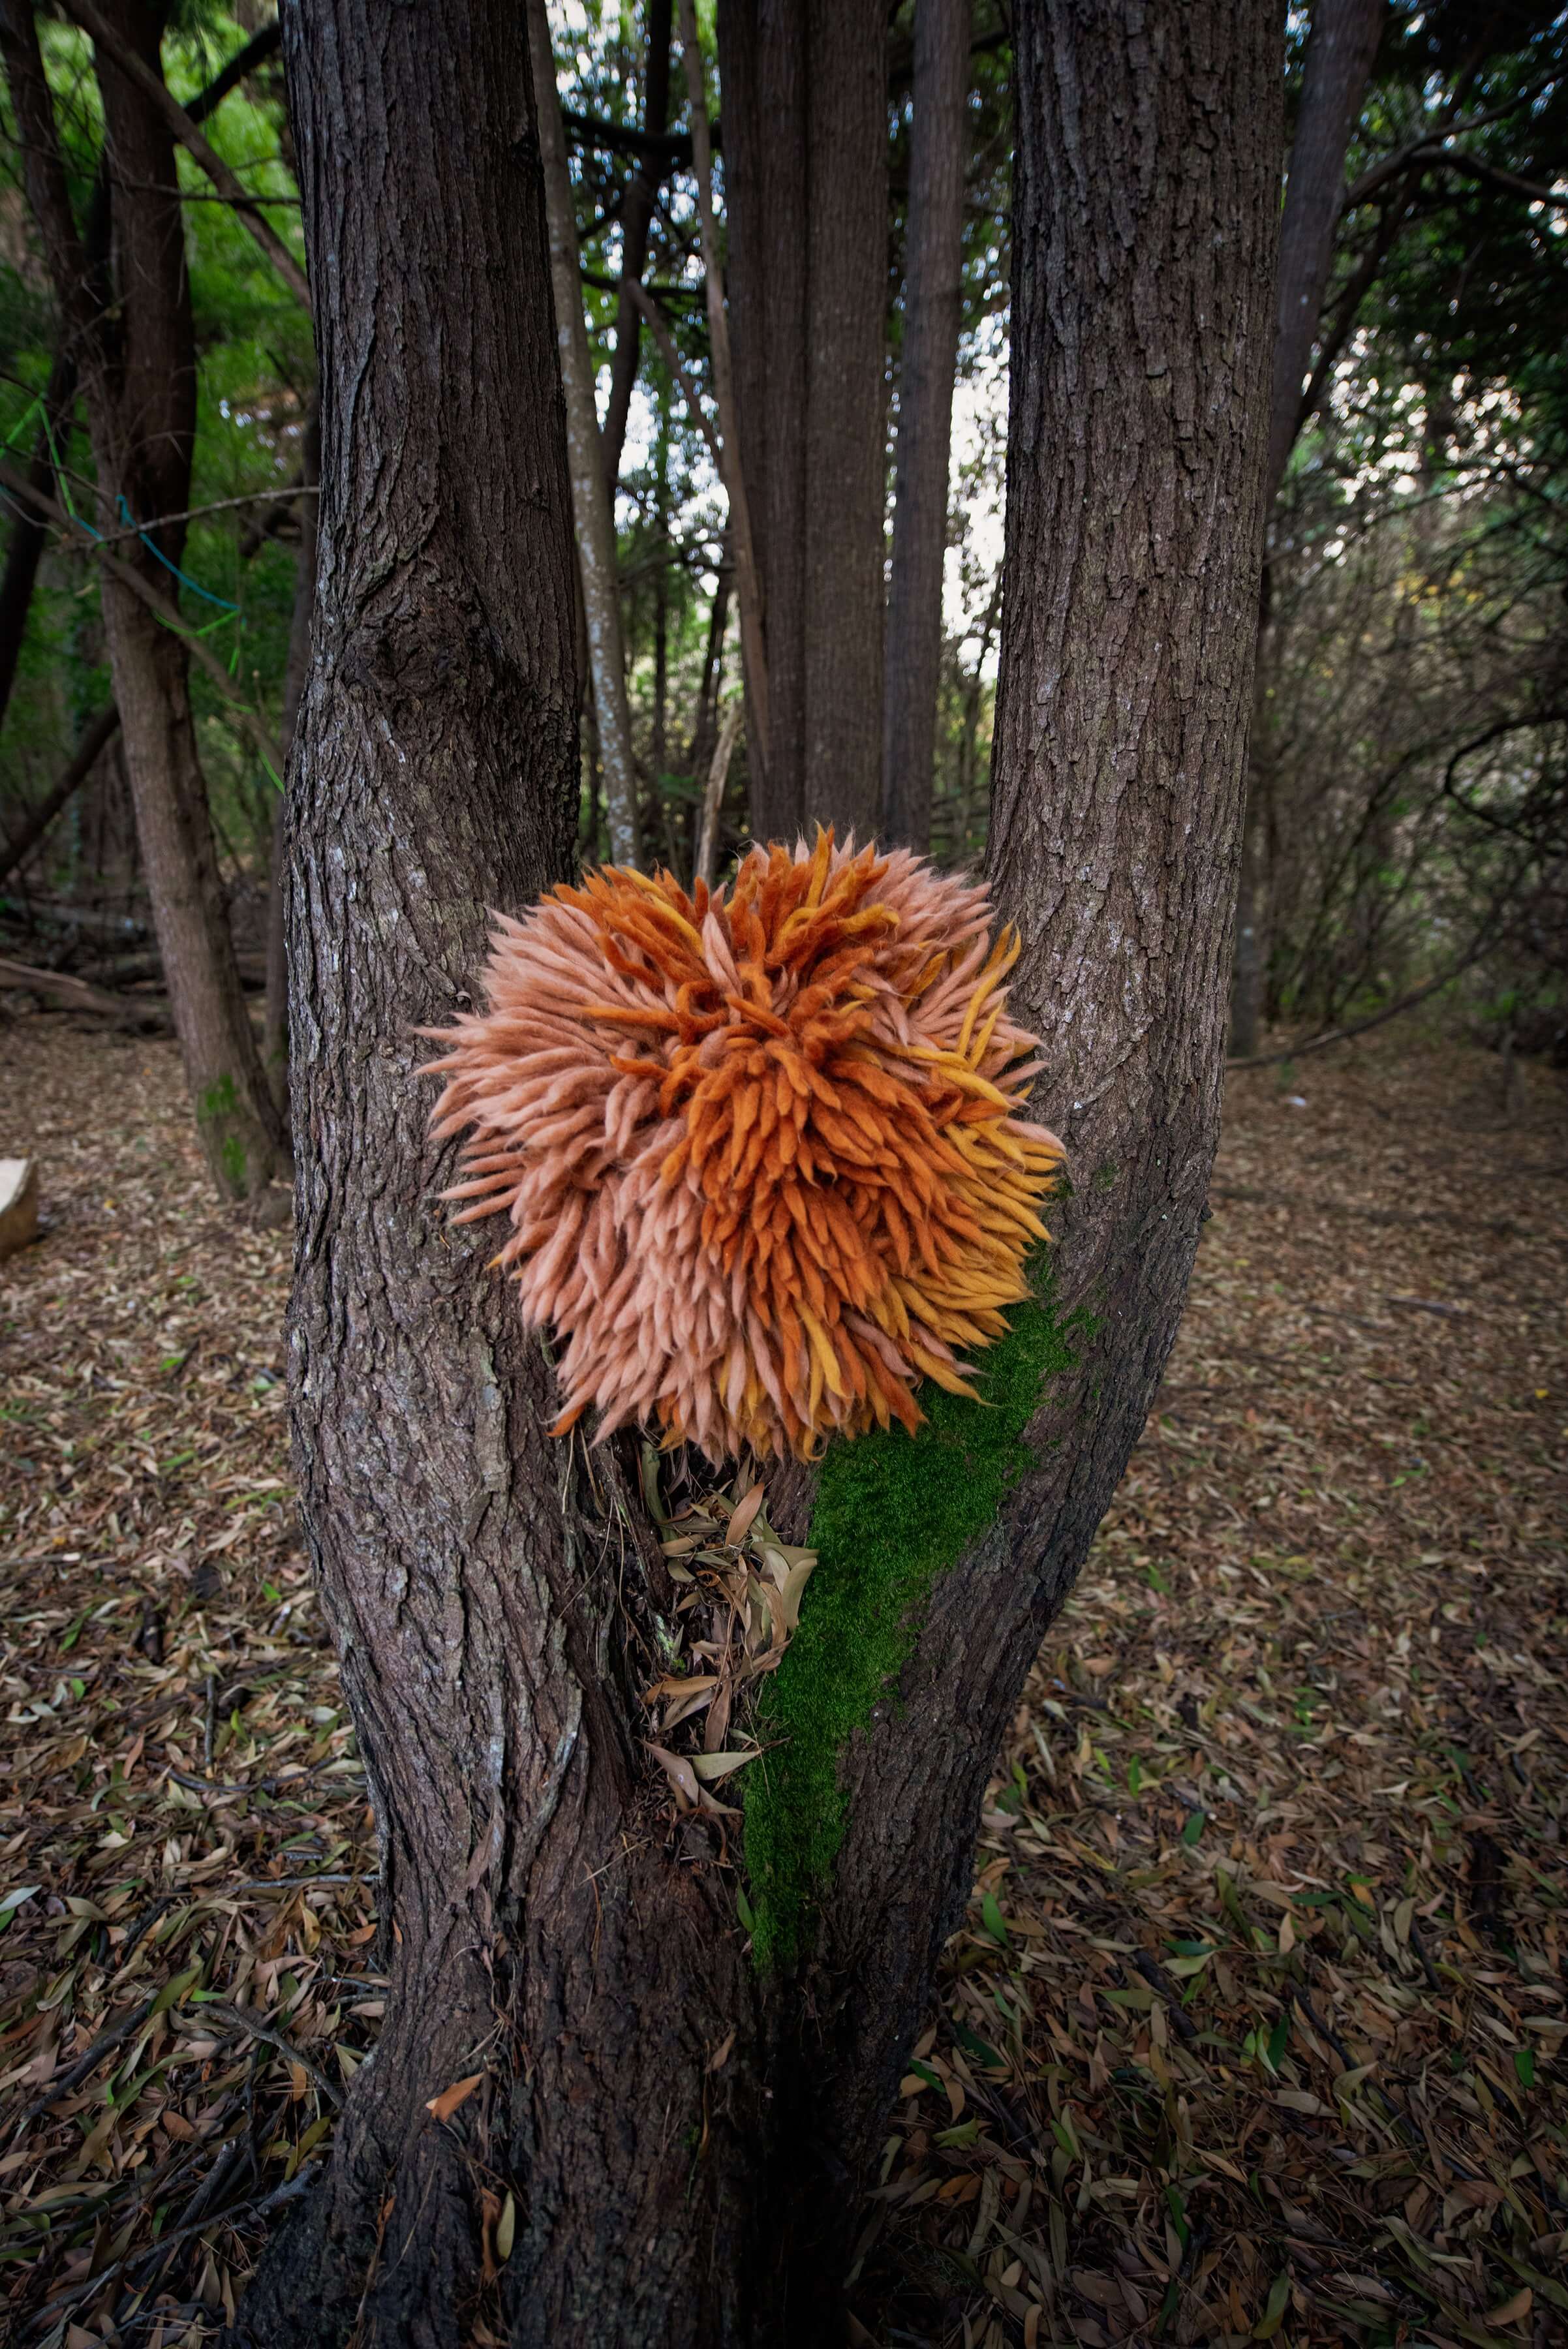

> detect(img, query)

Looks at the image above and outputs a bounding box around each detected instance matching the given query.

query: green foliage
[743,1278,1076,1972]
[0,14,307,883]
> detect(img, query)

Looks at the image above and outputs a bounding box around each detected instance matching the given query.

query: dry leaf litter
[1,1013,1564,2349]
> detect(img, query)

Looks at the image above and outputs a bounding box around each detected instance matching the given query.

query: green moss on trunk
[743,1285,1075,1970]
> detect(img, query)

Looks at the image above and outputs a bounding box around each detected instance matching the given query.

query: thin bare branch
[0,455,286,776]
[56,0,310,311]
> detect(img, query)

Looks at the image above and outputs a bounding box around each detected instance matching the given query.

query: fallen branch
[0,952,171,1030]
[202,1999,344,2108]
[14,1991,159,2126]
[1225,943,1494,1071]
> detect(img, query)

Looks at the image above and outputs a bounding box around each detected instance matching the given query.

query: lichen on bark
[743,1276,1075,1969]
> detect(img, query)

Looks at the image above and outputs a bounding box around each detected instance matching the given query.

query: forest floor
[0,1015,1564,2349]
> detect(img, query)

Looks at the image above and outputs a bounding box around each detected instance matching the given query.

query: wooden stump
[0,1159,39,1259]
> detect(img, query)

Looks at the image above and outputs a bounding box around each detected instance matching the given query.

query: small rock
[0,1158,39,1259]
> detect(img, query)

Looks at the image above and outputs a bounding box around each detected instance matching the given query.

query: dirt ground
[1,1012,1565,2348]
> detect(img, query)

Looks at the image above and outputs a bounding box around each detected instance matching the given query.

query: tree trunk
[527,0,641,868]
[882,0,968,853]
[678,0,771,810]
[233,1,1280,2342]
[0,346,77,735]
[0,0,288,1199]
[799,0,886,842]
[600,0,673,494]
[0,703,118,888]
[688,539,731,787]
[1229,651,1273,1056]
[100,579,283,1190]
[952,563,1001,863]
[1265,0,1384,502]
[716,0,887,843]
[1232,0,1383,1051]
[264,405,319,1101]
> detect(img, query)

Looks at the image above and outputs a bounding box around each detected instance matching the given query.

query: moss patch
[743,1283,1076,1971]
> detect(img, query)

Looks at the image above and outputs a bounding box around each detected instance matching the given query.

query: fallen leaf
[425,2073,483,2123]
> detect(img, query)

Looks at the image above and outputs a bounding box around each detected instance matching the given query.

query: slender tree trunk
[882,0,968,853]
[600,0,672,494]
[688,540,731,786]
[1229,668,1272,1054]
[233,2,1279,2342]
[718,0,804,839]
[800,0,886,841]
[695,694,743,889]
[0,703,118,889]
[0,0,288,1198]
[1232,0,1383,1051]
[679,0,770,812]
[1266,0,1385,504]
[264,405,318,1099]
[100,579,281,1185]
[527,0,641,867]
[953,562,1001,861]
[0,346,77,734]
[653,402,670,780]
[716,0,886,842]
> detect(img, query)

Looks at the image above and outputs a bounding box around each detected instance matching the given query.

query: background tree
[232,1,1282,2342]
[716,0,889,842]
[882,0,970,853]
[1231,0,1568,1054]
[0,0,297,1196]
[1231,0,1385,1056]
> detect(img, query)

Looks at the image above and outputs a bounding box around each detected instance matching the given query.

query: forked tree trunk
[234,2,1279,2343]
[882,0,968,854]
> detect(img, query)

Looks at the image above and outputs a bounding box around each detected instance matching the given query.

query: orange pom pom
[425,831,1064,1462]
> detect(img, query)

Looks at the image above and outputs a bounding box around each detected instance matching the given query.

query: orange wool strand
[424,832,1064,1462]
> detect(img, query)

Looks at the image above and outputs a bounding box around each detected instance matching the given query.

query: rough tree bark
[1231,0,1384,1055]
[716,0,887,842]
[263,403,318,1099]
[233,0,1279,2342]
[527,0,641,868]
[0,0,288,1198]
[882,0,969,854]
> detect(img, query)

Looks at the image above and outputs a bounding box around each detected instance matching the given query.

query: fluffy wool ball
[425,831,1064,1464]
